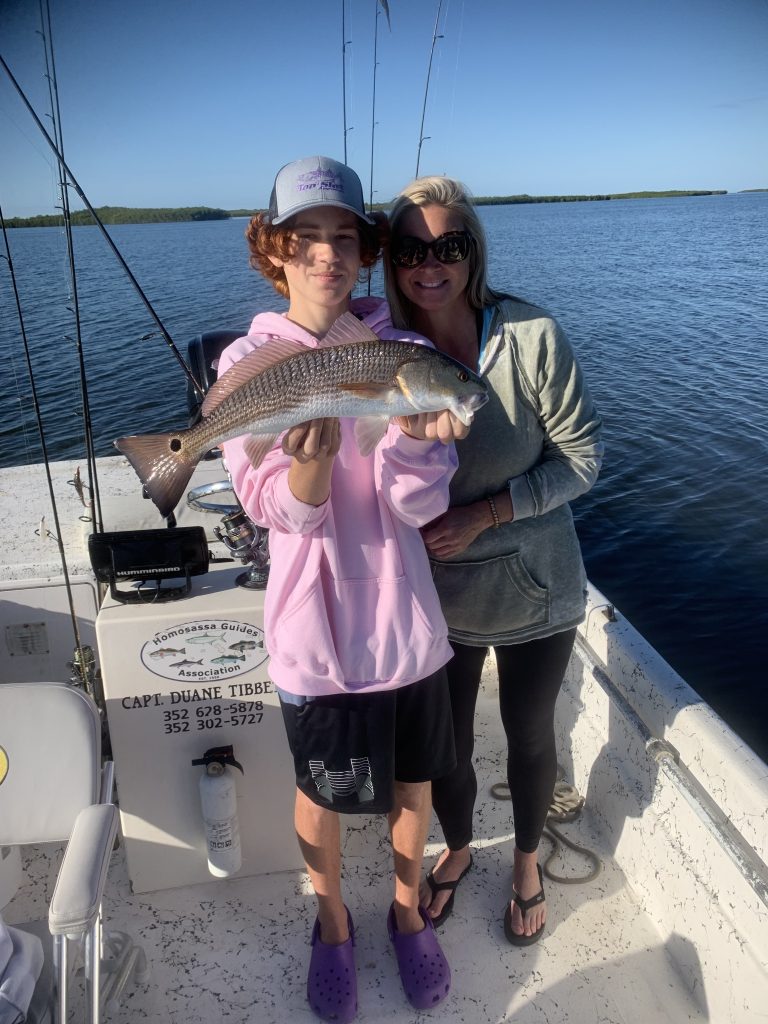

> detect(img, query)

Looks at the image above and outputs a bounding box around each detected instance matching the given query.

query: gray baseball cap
[267,155,376,226]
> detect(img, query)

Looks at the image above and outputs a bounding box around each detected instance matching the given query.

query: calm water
[1,195,767,760]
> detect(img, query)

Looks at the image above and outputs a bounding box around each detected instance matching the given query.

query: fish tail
[114,431,199,519]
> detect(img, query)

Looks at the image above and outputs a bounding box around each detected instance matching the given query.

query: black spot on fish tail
[114,431,199,519]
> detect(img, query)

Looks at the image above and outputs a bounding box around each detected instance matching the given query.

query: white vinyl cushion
[0,683,101,845]
[48,804,118,936]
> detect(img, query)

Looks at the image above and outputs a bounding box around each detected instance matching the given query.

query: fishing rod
[0,203,94,694]
[366,0,390,296]
[368,0,391,211]
[0,51,205,403]
[415,0,445,178]
[341,0,353,162]
[38,0,104,532]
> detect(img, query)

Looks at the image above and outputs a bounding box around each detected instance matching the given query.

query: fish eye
[457,369,469,383]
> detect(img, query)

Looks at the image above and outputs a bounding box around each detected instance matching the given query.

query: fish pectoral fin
[244,433,278,469]
[354,416,390,457]
[394,371,417,407]
[338,380,392,398]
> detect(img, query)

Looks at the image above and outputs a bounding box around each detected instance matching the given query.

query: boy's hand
[285,419,341,506]
[283,418,341,462]
[395,410,470,444]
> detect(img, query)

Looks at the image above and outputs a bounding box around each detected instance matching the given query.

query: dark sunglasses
[390,230,472,269]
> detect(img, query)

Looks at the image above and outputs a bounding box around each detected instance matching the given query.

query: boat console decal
[140,618,267,681]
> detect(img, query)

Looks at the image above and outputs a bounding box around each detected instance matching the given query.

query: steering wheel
[186,480,240,515]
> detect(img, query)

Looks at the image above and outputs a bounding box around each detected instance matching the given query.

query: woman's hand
[395,410,470,444]
[421,503,492,558]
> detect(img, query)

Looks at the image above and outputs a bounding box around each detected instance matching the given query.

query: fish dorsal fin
[319,311,380,348]
[201,338,308,416]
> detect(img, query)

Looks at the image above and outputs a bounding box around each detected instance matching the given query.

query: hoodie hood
[350,296,393,334]
[246,297,394,348]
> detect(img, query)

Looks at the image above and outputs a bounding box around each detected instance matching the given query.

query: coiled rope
[490,776,603,884]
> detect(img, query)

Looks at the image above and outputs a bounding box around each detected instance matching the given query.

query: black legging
[431,629,577,854]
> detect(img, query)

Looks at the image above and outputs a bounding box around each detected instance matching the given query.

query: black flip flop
[424,855,473,928]
[503,863,546,946]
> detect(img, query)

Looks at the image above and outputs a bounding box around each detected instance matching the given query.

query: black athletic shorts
[278,667,456,815]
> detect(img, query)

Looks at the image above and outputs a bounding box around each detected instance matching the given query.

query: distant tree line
[4,206,230,228]
[5,192,732,227]
[471,190,727,206]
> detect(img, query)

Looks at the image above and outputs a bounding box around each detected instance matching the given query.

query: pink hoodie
[218,297,457,697]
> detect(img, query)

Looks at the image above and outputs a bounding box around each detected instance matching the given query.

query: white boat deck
[2,455,767,1023]
[8,676,708,1024]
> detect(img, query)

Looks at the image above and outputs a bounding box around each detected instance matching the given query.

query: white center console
[97,562,302,893]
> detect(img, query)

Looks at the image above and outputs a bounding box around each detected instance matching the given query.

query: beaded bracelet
[487,495,501,528]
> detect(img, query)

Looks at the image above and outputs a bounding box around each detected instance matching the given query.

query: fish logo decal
[141,620,268,680]
[229,640,261,652]
[149,647,186,659]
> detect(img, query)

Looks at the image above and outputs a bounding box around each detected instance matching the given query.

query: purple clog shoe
[307,908,357,1023]
[387,903,451,1010]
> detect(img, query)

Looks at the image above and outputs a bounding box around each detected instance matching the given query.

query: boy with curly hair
[219,156,468,1022]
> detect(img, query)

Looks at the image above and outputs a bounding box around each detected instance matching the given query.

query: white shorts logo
[309,758,374,803]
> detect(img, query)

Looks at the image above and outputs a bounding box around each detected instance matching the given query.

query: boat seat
[183,328,269,572]
[0,682,146,1024]
[186,328,247,424]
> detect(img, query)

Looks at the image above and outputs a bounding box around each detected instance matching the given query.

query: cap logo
[269,156,373,225]
[296,169,345,194]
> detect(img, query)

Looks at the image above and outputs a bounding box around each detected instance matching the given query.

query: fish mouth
[453,390,489,426]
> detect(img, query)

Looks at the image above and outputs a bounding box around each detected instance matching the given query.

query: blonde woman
[384,176,603,945]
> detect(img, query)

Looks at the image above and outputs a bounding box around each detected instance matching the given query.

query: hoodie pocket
[267,575,342,680]
[430,553,549,638]
[323,575,436,685]
[274,572,436,687]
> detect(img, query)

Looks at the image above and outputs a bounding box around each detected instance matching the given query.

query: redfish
[115,311,487,518]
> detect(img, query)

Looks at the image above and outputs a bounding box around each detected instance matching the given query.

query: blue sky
[1,0,766,218]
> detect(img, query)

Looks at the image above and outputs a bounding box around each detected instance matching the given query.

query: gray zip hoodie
[430,296,603,645]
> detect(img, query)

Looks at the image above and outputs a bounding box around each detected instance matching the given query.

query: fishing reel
[213,507,269,590]
[187,482,269,589]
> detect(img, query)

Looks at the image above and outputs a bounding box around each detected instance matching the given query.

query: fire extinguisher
[191,745,244,878]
